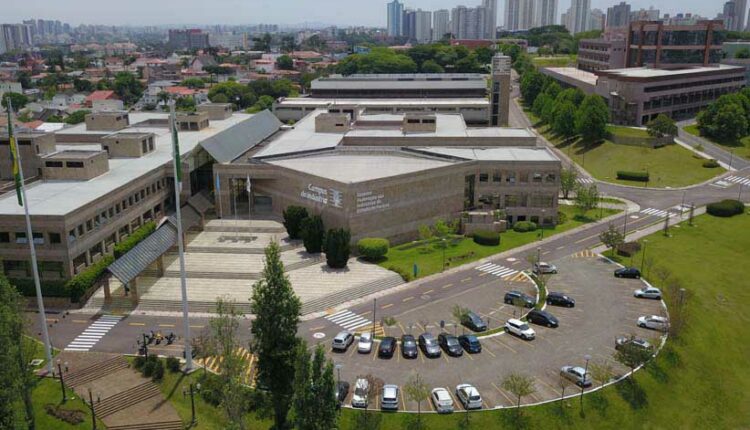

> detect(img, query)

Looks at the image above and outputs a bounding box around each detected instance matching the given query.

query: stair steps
[65,356,129,388]
[95,382,161,418]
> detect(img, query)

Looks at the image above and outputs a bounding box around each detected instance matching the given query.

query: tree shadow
[402,414,425,430]
[616,378,648,410]
[587,391,609,415]
[498,409,533,430]
[646,361,669,384]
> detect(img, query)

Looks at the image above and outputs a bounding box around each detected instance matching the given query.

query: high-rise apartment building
[607,2,631,28]
[415,9,432,44]
[535,0,558,28]
[566,0,591,34]
[403,9,417,40]
[387,0,404,37]
[723,0,748,31]
[168,29,209,50]
[0,24,33,52]
[433,9,450,41]
[452,5,488,40]
[590,9,605,31]
[505,0,537,31]
[483,0,498,39]
[630,7,660,22]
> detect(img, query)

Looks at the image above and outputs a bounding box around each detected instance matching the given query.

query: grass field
[532,55,577,68]
[684,124,750,160]
[378,205,620,279]
[606,125,649,138]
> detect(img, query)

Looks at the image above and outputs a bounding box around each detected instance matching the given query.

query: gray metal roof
[107,223,178,285]
[199,110,282,163]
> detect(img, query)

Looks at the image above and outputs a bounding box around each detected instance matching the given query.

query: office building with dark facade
[626,20,726,68]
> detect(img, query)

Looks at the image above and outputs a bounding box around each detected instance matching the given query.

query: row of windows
[476,171,557,184]
[643,87,739,111]
[0,231,61,245]
[477,193,556,209]
[643,76,744,94]
[44,160,84,168]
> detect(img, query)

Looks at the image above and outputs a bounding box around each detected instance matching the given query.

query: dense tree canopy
[697,91,750,142]
[576,94,610,142]
[112,72,144,106]
[276,54,294,70]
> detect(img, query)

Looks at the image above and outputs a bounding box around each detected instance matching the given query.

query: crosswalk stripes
[325,309,373,331]
[572,249,596,259]
[507,272,530,283]
[475,263,519,278]
[725,175,750,186]
[577,177,595,185]
[711,180,732,189]
[64,315,122,352]
[640,208,668,218]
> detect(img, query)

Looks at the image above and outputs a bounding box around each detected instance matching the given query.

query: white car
[560,366,593,387]
[638,315,668,331]
[351,378,369,408]
[505,318,536,340]
[634,286,662,299]
[455,384,483,410]
[431,388,454,413]
[533,262,558,274]
[381,384,399,410]
[357,332,373,354]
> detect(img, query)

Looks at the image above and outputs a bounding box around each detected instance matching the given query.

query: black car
[461,311,488,332]
[378,336,397,358]
[458,334,482,353]
[615,267,641,279]
[504,290,535,308]
[546,292,575,307]
[526,309,559,328]
[437,333,464,357]
[400,334,418,359]
[336,381,350,408]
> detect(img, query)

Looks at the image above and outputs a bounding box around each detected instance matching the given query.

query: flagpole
[215,172,223,219]
[169,101,192,370]
[8,100,54,373]
[246,175,251,233]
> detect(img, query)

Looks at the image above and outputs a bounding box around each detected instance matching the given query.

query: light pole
[57,359,67,403]
[335,363,342,389]
[540,209,546,240]
[441,238,447,271]
[739,184,744,201]
[536,246,542,267]
[623,208,628,237]
[640,240,648,274]
[371,298,377,338]
[190,382,200,425]
[580,354,591,412]
[88,388,97,430]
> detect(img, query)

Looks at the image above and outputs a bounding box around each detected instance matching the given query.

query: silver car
[381,384,399,410]
[560,366,592,387]
[533,262,558,274]
[332,331,354,352]
[638,315,668,331]
[634,286,662,299]
[431,388,454,413]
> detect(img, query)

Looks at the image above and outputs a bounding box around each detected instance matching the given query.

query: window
[0,232,9,243]
[545,173,556,183]
[108,208,114,217]
[86,220,93,231]
[492,172,501,182]
[116,203,121,214]
[77,225,84,236]
[32,232,44,245]
[504,195,519,207]
[45,161,63,168]
[505,172,516,184]
[479,173,489,183]
[15,232,27,244]
[50,232,61,244]
[532,173,543,183]
[66,161,85,168]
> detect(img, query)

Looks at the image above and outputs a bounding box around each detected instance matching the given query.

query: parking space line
[427,395,435,412]
[465,352,474,361]
[420,354,425,364]
[442,353,450,364]
[348,346,357,358]
[397,323,406,335]
[491,382,514,405]
[401,387,407,411]
[483,346,497,358]
[536,378,561,396]
[381,303,394,310]
[402,296,415,303]
[489,337,517,354]
[372,351,377,361]
[528,391,541,402]
[442,283,454,289]
[448,390,464,411]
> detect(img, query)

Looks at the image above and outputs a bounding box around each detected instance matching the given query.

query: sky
[3,0,723,27]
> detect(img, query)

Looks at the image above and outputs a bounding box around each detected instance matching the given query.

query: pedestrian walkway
[577,177,595,185]
[326,309,374,332]
[640,208,669,218]
[725,175,750,186]
[475,263,519,278]
[64,315,122,352]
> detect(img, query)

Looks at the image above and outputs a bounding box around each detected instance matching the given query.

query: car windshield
[403,339,416,347]
[355,386,367,396]
[469,394,480,401]
[465,336,478,344]
[519,323,530,330]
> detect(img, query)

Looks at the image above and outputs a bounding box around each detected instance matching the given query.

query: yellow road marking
[536,378,561,396]
[189,325,204,329]
[461,277,472,283]
[128,322,146,326]
[348,345,357,358]
[401,387,407,411]
[423,289,434,294]
[360,311,372,316]
[491,337,517,354]
[308,325,325,331]
[72,319,88,324]
[465,352,474,361]
[442,283,454,289]
[381,303,394,310]
[484,347,496,358]
[478,272,489,277]
[402,296,415,303]
[158,324,175,328]
[397,323,406,335]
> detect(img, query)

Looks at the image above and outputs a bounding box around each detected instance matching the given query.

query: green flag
[7,105,23,206]
[171,113,182,191]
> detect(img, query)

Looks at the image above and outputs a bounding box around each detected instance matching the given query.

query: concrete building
[535,0,558,28]
[723,1,738,32]
[452,5,487,40]
[483,0,498,39]
[630,7,660,22]
[433,9,451,41]
[387,0,404,37]
[489,55,512,126]
[505,0,535,31]
[168,29,209,51]
[566,0,591,34]
[626,20,725,68]
[415,9,432,44]
[0,81,22,98]
[606,2,631,28]
[577,38,627,72]
[590,9,605,32]
[309,74,489,99]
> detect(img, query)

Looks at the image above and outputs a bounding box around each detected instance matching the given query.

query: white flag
[246,175,252,193]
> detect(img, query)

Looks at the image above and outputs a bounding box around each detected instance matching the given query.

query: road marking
[461,277,472,283]
[465,352,474,361]
[64,315,122,352]
[490,337,517,354]
[726,175,750,186]
[308,325,325,331]
[640,208,668,218]
[381,303,394,309]
[72,319,89,324]
[189,325,204,329]
[475,263,518,278]
[402,296,415,303]
[478,272,489,277]
[483,347,497,358]
[442,283,454,289]
[536,378,561,396]
[326,310,373,331]
[491,382,514,404]
[159,324,175,328]
[423,289,434,295]
[128,322,146,326]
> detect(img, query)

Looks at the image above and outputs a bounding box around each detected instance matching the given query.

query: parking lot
[315,253,667,412]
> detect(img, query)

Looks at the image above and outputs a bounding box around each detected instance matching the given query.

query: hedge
[324,228,351,269]
[706,199,745,217]
[617,241,642,257]
[472,230,500,246]
[702,159,720,168]
[388,265,413,282]
[65,255,114,302]
[10,278,68,298]
[357,238,390,261]
[513,221,538,233]
[616,171,649,182]
[282,206,309,239]
[114,221,156,258]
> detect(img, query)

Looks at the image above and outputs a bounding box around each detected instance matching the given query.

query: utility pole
[623,209,628,237]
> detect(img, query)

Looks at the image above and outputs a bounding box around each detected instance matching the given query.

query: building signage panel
[356,190,390,214]
[300,184,343,208]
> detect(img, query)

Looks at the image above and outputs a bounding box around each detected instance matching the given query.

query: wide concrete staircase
[107,421,184,430]
[65,356,129,388]
[301,275,404,315]
[94,382,161,418]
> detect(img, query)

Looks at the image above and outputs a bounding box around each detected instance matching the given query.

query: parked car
[378,336,397,358]
[634,286,662,299]
[418,333,442,358]
[560,366,593,387]
[381,384,399,411]
[438,333,464,357]
[431,388,454,413]
[351,378,369,408]
[357,332,373,354]
[504,290,535,308]
[458,334,482,353]
[546,292,576,308]
[615,267,641,279]
[505,318,536,340]
[332,331,354,352]
[401,334,418,359]
[638,315,668,331]
[335,381,350,408]
[533,262,558,274]
[615,336,653,352]
[461,310,488,332]
[526,309,559,328]
[455,384,483,410]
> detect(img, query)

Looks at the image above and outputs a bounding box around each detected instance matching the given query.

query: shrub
[324,228,351,268]
[706,199,745,217]
[114,222,156,258]
[557,210,568,225]
[702,159,720,168]
[134,355,146,370]
[472,230,500,246]
[151,360,165,381]
[65,255,114,302]
[357,238,390,261]
[388,265,413,282]
[617,241,642,257]
[282,205,309,239]
[142,359,156,378]
[300,215,324,253]
[616,171,650,182]
[10,278,68,298]
[513,221,538,232]
[44,405,85,425]
[166,356,181,373]
[198,374,223,406]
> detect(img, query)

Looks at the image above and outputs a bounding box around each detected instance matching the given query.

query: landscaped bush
[388,265,413,282]
[706,199,745,217]
[300,215,325,253]
[282,205,309,239]
[44,404,85,425]
[617,241,642,257]
[702,159,720,168]
[616,171,650,182]
[114,221,156,258]
[10,278,68,298]
[357,238,390,261]
[165,356,181,373]
[64,255,114,303]
[133,355,146,370]
[472,230,500,246]
[324,228,351,268]
[151,360,164,381]
[198,374,223,406]
[557,210,568,225]
[513,221,538,232]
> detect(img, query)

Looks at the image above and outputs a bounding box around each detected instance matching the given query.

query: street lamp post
[739,184,744,201]
[189,382,200,425]
[335,363,342,389]
[371,298,377,338]
[441,238,447,271]
[57,359,67,403]
[580,354,592,411]
[88,388,97,430]
[540,209,546,240]
[623,209,628,236]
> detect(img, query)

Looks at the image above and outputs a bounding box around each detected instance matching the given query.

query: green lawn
[684,124,750,160]
[335,210,750,429]
[606,125,649,138]
[378,205,620,280]
[532,55,577,68]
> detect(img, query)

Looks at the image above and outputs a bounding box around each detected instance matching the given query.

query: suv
[438,333,464,357]
[615,336,652,352]
[335,381,350,408]
[378,336,397,358]
[418,333,442,358]
[351,378,369,408]
[533,262,558,274]
[461,311,488,332]
[638,315,668,331]
[381,384,399,411]
[505,318,536,340]
[458,334,482,353]
[615,267,641,279]
[546,292,575,308]
[455,384,483,410]
[504,290,535,308]
[526,309,559,328]
[634,286,662,299]
[401,334,418,359]
[357,332,373,354]
[560,366,592,387]
[332,331,354,352]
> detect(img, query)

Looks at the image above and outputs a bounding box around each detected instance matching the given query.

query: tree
[451,304,469,332]
[246,95,275,113]
[404,373,430,427]
[532,93,553,119]
[501,373,536,420]
[300,215,325,254]
[599,223,625,257]
[252,33,272,52]
[208,81,256,110]
[420,59,444,73]
[356,374,384,429]
[276,55,294,70]
[613,335,653,397]
[663,278,691,338]
[175,96,196,112]
[181,77,206,89]
[292,343,338,430]
[552,101,578,138]
[418,224,433,252]
[556,87,585,107]
[64,109,90,125]
[250,241,302,430]
[557,373,572,413]
[713,103,748,141]
[576,95,610,142]
[520,70,546,104]
[560,167,578,200]
[574,184,599,215]
[736,48,750,59]
[112,72,144,106]
[324,228,351,269]
[1,92,29,110]
[646,114,677,138]
[589,360,614,390]
[73,78,94,92]
[282,205,309,240]
[209,298,248,428]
